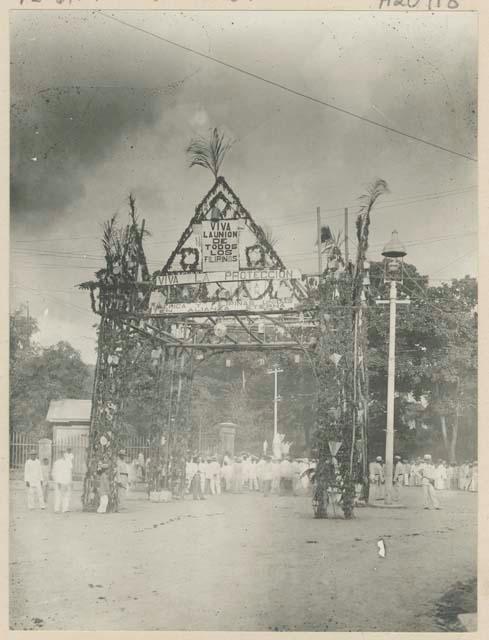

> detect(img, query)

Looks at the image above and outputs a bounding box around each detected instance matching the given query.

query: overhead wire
[98,11,477,163]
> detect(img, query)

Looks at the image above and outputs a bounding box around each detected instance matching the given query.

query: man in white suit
[24,451,45,510]
[52,451,72,513]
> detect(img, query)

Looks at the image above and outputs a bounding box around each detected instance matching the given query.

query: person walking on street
[52,452,72,513]
[24,451,45,510]
[419,454,441,510]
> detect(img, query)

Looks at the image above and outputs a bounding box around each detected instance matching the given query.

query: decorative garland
[245,244,266,269]
[179,248,200,272]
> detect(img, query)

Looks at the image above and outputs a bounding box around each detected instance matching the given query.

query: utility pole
[316,206,322,276]
[344,207,349,264]
[267,365,283,438]
[376,231,410,505]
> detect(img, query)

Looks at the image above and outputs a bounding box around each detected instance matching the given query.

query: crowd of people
[369,455,478,492]
[184,453,314,499]
[24,446,478,514]
[369,454,478,510]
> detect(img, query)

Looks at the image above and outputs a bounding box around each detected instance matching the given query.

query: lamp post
[376,231,409,505]
[267,365,283,438]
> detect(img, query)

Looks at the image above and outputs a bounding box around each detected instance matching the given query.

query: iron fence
[10,432,155,480]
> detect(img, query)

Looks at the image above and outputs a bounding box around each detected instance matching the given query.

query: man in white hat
[392,455,404,502]
[24,451,45,510]
[419,454,441,510]
[369,456,385,501]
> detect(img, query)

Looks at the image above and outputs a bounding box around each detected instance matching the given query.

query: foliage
[367,264,477,462]
[186,127,233,180]
[9,309,93,436]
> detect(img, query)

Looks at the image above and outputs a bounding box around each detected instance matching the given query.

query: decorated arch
[80,133,382,518]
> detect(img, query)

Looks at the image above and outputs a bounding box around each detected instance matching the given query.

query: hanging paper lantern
[100,435,108,447]
[214,323,227,338]
[225,359,232,368]
[330,353,342,367]
[108,354,119,366]
[196,352,204,361]
[294,354,301,364]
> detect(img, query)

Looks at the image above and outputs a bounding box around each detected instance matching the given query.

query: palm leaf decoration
[262,224,279,249]
[186,127,233,180]
[352,178,389,302]
[356,178,389,248]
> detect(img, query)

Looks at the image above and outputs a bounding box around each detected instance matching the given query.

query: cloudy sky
[10,10,477,364]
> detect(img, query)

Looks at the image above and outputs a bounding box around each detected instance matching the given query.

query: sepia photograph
[9,3,479,633]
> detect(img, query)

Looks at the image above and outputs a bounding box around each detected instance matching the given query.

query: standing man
[249,456,259,492]
[369,456,385,501]
[24,451,45,510]
[96,463,110,514]
[392,455,404,502]
[40,457,51,505]
[279,456,293,495]
[211,457,222,495]
[52,451,72,513]
[190,456,205,500]
[262,456,273,497]
[116,449,129,510]
[419,454,441,510]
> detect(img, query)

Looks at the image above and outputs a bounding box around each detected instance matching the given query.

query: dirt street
[10,483,476,631]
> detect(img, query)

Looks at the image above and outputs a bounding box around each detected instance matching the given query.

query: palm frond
[262,224,279,248]
[102,215,118,258]
[357,179,389,221]
[356,178,389,244]
[186,127,233,180]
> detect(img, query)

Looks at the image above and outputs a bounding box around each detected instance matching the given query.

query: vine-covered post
[313,179,388,519]
[81,197,150,512]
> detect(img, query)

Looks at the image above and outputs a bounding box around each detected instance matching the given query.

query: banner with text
[201,220,240,272]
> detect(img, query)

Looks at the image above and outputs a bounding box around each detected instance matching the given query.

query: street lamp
[267,365,283,438]
[376,230,409,505]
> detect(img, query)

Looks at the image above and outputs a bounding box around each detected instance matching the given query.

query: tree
[9,310,93,435]
[367,266,477,462]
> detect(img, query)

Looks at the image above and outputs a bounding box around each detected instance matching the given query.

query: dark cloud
[10,86,165,228]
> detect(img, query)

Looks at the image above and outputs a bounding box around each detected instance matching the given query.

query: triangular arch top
[157,176,286,277]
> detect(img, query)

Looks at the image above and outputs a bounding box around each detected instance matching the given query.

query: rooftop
[46,399,92,424]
